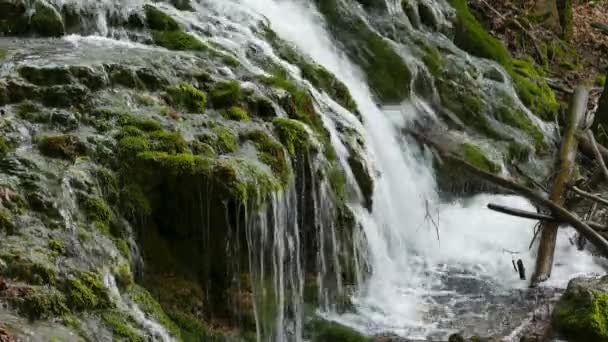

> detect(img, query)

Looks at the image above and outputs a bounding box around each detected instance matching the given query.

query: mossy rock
[0,136,10,156]
[102,311,144,342]
[128,285,181,338]
[18,65,72,86]
[11,286,70,320]
[222,106,249,121]
[210,81,242,109]
[145,5,179,31]
[241,129,290,185]
[166,82,207,112]
[273,117,312,157]
[30,1,65,37]
[305,318,368,342]
[553,276,608,341]
[461,143,501,174]
[152,30,208,51]
[316,0,411,103]
[37,135,87,160]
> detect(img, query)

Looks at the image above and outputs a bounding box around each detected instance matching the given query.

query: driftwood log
[531,86,589,285]
[487,203,607,231]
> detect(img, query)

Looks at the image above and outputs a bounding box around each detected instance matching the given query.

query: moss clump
[102,311,144,342]
[509,59,559,120]
[152,30,208,51]
[48,239,65,255]
[462,143,501,174]
[118,136,150,162]
[495,96,545,149]
[421,44,442,77]
[316,0,411,103]
[0,209,15,234]
[265,28,358,113]
[597,75,607,87]
[18,65,72,86]
[114,263,134,289]
[0,49,6,60]
[38,135,87,160]
[67,271,111,311]
[553,290,608,341]
[168,311,223,341]
[82,197,111,225]
[145,5,179,31]
[149,130,189,154]
[119,183,152,218]
[15,287,69,319]
[305,318,368,342]
[507,142,531,163]
[273,118,311,156]
[210,81,242,108]
[4,258,57,285]
[129,285,181,338]
[241,130,290,184]
[0,136,10,156]
[222,106,250,121]
[167,82,207,112]
[199,127,238,154]
[30,1,65,37]
[118,114,163,132]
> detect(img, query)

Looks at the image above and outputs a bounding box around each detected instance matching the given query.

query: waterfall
[237,0,606,339]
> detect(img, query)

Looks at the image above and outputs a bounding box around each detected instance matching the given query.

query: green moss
[222,106,250,121]
[167,82,207,112]
[102,311,144,342]
[4,258,57,285]
[241,130,290,184]
[82,197,111,225]
[553,290,608,341]
[15,287,69,319]
[119,183,152,218]
[48,239,65,255]
[38,135,87,160]
[114,263,134,289]
[210,81,242,108]
[448,0,558,120]
[596,75,606,87]
[273,118,311,156]
[495,96,545,149]
[149,130,189,154]
[0,209,15,234]
[221,54,240,67]
[18,65,71,86]
[118,136,150,161]
[199,127,238,154]
[145,5,179,31]
[421,44,442,77]
[509,59,559,120]
[114,239,131,261]
[96,167,119,204]
[0,136,9,156]
[507,142,531,163]
[316,0,411,103]
[305,318,368,342]
[152,30,208,52]
[462,143,501,174]
[168,311,223,341]
[118,114,163,132]
[30,2,64,37]
[129,285,181,338]
[67,271,111,311]
[0,48,6,60]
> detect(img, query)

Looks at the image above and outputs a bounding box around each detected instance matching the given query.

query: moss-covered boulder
[37,134,87,160]
[304,318,368,342]
[0,0,64,37]
[553,276,608,341]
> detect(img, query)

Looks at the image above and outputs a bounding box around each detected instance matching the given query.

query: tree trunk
[531,86,589,285]
[556,0,573,40]
[593,74,608,145]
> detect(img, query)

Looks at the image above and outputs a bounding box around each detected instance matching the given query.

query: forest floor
[470,0,608,106]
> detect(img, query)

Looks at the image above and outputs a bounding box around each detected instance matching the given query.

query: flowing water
[18,0,607,340]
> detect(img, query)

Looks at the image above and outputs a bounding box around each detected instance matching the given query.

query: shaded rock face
[553,276,608,342]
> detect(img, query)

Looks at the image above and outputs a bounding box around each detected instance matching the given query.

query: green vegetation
[129,285,181,338]
[210,81,242,108]
[596,74,606,87]
[0,136,10,156]
[553,290,608,341]
[67,271,111,311]
[82,197,111,227]
[273,118,311,157]
[421,44,442,77]
[0,48,7,60]
[152,30,208,52]
[114,263,134,289]
[316,0,411,103]
[507,142,531,163]
[241,130,290,184]
[495,95,545,150]
[222,106,250,121]
[166,82,207,112]
[30,1,64,37]
[305,318,368,342]
[461,143,501,173]
[102,311,144,342]
[145,5,179,31]
[15,287,69,319]
[448,0,559,120]
[37,135,87,160]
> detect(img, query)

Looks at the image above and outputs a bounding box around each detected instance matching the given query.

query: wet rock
[553,276,608,341]
[37,134,87,160]
[418,2,439,30]
[69,65,108,91]
[40,84,89,108]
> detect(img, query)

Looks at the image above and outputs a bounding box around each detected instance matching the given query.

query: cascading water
[236,0,606,339]
[18,0,606,340]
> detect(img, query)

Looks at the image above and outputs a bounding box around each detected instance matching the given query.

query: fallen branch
[571,186,608,207]
[592,22,608,36]
[487,203,607,231]
[585,130,608,181]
